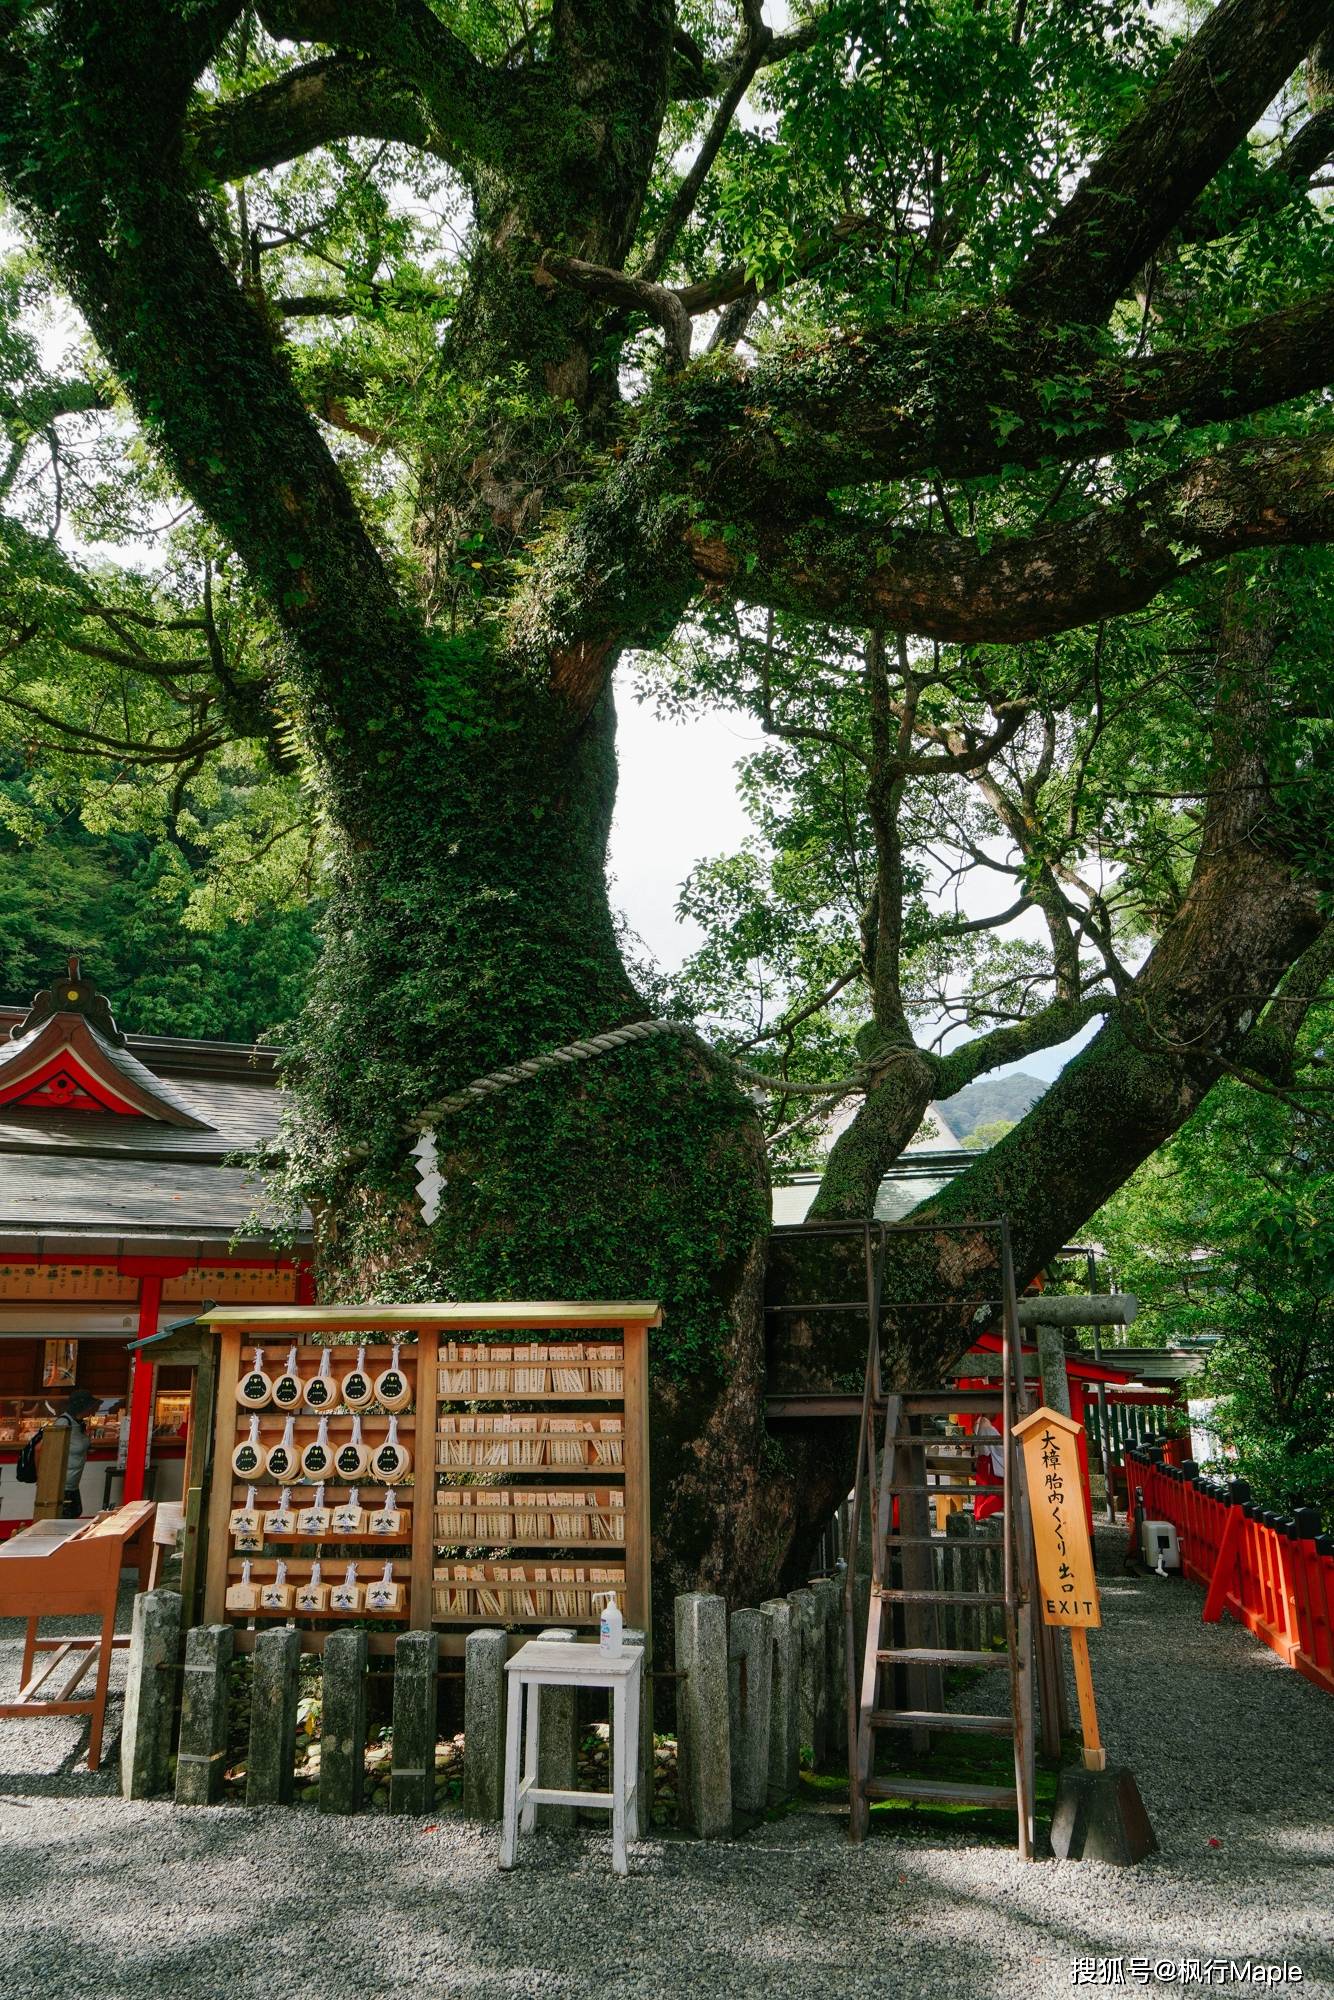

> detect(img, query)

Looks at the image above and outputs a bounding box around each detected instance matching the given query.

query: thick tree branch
[684,435,1334,644]
[1008,0,1334,325]
[254,0,512,159]
[189,54,455,178]
[933,995,1109,1103]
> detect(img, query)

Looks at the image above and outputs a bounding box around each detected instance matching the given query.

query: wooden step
[765,1395,864,1419]
[876,1587,1007,1605]
[869,1709,1013,1736]
[901,1392,1003,1413]
[876,1646,1010,1667]
[884,1533,1004,1548]
[864,1776,1019,1808]
[888,1481,987,1496]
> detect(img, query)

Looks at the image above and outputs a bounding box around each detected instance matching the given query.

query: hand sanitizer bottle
[598,1590,623,1657]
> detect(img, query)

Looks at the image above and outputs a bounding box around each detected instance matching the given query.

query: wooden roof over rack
[196,1301,662,1330]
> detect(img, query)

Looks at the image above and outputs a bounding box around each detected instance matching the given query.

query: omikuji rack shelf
[198,1302,657,1656]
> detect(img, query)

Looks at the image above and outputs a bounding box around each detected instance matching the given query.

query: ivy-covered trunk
[287,655,790,1613]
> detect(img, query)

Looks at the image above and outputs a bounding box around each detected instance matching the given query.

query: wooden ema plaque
[199,1302,656,1657]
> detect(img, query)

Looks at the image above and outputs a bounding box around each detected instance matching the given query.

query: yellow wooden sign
[1013,1405,1101,1628]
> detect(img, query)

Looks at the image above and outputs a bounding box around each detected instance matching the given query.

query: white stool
[499,1639,644,1876]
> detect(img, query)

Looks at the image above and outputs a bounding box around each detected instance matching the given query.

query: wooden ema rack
[199,1303,656,1656]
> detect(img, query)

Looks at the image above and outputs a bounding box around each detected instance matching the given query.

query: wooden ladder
[846,1221,1042,1859]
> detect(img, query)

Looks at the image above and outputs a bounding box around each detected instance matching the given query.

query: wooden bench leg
[611,1681,628,1876]
[499,1673,524,1870]
[519,1675,541,1835]
[85,1621,117,1773]
[20,1616,38,1690]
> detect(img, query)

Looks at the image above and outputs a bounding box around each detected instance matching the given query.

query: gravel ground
[1,1530,1331,2000]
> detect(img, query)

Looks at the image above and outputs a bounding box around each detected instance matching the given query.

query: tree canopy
[2,0,1332,1595]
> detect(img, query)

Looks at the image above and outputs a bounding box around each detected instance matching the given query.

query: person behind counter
[52,1388,99,1518]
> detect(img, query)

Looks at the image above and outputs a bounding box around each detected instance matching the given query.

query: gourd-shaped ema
[303,1344,336,1412]
[266,1413,301,1483]
[301,1415,334,1482]
[259,1558,292,1612]
[340,1342,373,1411]
[330,1561,362,1613]
[365,1560,402,1613]
[236,1346,272,1409]
[295,1560,328,1614]
[271,1344,303,1411]
[371,1413,412,1484]
[297,1482,329,1537]
[373,1339,412,1414]
[333,1413,369,1483]
[330,1486,364,1536]
[231,1414,264,1480]
[225,1558,259,1613]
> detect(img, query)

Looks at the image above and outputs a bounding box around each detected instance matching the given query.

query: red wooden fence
[1125,1446,1334,1698]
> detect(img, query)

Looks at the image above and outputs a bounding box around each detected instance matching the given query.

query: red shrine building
[0,960,311,1529]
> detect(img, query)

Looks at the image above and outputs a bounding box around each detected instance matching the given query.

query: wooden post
[33,1422,70,1520]
[408,1328,439,1633]
[1069,1628,1106,1771]
[622,1318,652,1640]
[202,1326,243,1626]
[179,1330,217,1625]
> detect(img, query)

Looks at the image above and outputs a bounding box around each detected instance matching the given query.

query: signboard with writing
[1014,1405,1101,1628]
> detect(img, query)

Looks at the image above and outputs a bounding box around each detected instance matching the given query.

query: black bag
[16,1426,44,1484]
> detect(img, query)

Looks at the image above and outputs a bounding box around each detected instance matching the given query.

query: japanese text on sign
[1014,1405,1101,1628]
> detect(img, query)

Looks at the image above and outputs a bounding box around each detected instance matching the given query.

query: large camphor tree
[1,0,1333,1604]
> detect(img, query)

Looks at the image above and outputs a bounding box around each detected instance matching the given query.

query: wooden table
[500,1638,643,1877]
[0,1500,156,1770]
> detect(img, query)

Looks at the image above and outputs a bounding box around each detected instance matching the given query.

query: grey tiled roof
[0,1153,293,1240]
